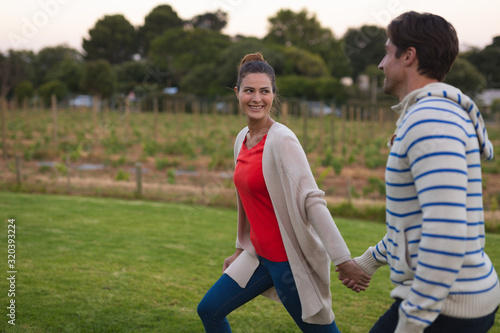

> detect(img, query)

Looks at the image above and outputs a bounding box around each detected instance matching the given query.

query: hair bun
[239,52,267,69]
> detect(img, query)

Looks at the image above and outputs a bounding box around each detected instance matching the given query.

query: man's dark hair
[387,11,459,81]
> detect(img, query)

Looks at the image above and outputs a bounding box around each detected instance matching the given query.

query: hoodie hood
[392,82,494,160]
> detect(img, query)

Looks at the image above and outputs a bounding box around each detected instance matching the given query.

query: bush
[167,168,176,184]
[332,157,343,175]
[316,167,332,189]
[155,158,170,170]
[364,145,386,169]
[363,177,386,197]
[321,147,334,167]
[115,169,130,181]
[329,202,386,222]
[142,139,158,156]
[102,130,126,154]
[14,80,34,105]
[111,156,127,168]
[38,80,67,106]
[54,162,67,176]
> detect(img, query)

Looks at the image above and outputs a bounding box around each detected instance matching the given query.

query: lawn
[0,192,499,332]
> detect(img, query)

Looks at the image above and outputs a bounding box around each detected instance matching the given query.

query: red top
[233,134,288,262]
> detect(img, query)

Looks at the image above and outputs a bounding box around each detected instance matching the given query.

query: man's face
[378,39,405,98]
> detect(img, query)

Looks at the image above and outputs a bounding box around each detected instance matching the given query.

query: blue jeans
[198,256,340,333]
[370,298,498,333]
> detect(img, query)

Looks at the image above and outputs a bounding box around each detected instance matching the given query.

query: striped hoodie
[355,82,500,333]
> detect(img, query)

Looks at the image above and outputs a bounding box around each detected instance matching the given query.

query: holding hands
[335,260,371,292]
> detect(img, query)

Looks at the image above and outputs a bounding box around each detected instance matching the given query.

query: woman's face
[235,73,275,122]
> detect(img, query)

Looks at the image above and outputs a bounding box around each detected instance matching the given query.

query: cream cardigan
[224,122,352,324]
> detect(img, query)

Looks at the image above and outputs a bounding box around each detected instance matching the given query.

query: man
[349,11,500,333]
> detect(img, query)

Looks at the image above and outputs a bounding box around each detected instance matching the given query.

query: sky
[2,0,500,53]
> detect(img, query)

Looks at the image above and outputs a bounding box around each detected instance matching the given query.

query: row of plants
[3,107,500,207]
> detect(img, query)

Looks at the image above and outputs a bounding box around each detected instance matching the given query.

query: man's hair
[387,11,459,81]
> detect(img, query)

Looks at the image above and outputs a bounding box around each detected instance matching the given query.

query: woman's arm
[278,135,371,289]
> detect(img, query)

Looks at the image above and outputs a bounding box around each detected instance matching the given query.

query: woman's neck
[246,116,274,139]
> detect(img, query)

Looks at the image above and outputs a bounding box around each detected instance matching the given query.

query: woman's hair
[387,11,459,81]
[236,53,277,93]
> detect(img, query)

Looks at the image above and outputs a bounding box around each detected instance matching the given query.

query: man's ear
[403,47,418,66]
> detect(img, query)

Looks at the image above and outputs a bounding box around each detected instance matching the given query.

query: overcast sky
[2,0,500,53]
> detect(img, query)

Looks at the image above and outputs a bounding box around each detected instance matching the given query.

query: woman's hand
[223,248,244,273]
[335,260,372,292]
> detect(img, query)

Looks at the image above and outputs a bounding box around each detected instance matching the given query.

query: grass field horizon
[1,192,499,332]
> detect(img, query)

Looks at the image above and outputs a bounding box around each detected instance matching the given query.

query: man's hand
[335,260,371,292]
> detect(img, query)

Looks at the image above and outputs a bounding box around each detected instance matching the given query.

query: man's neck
[398,75,439,102]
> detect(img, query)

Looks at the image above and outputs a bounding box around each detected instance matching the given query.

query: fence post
[193,100,200,137]
[66,154,71,193]
[281,102,288,126]
[136,162,142,198]
[23,97,28,112]
[330,105,336,151]
[301,102,308,152]
[371,76,378,105]
[15,154,21,186]
[33,96,38,112]
[342,105,347,151]
[125,98,130,142]
[153,97,159,141]
[316,101,324,150]
[347,177,352,206]
[164,98,170,141]
[92,96,99,129]
[52,94,58,150]
[1,98,6,159]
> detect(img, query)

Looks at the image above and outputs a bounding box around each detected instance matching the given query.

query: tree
[320,39,353,79]
[81,59,116,98]
[445,56,486,96]
[277,75,313,98]
[38,80,67,106]
[13,81,34,105]
[276,75,344,100]
[315,77,344,101]
[342,25,386,80]
[180,63,227,96]
[282,47,329,78]
[189,10,227,32]
[264,9,350,79]
[83,14,137,64]
[149,28,230,88]
[214,38,286,91]
[114,60,153,95]
[0,50,35,99]
[35,45,81,87]
[265,9,332,49]
[137,5,184,57]
[44,55,84,94]
[464,36,500,89]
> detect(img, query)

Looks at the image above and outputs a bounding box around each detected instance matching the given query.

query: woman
[197,53,370,332]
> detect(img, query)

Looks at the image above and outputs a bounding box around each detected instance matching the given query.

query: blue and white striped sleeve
[354,234,389,276]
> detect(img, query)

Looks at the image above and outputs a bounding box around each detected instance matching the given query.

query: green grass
[0,192,499,332]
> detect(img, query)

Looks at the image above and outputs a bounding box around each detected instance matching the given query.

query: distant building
[69,95,93,107]
[476,89,500,114]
